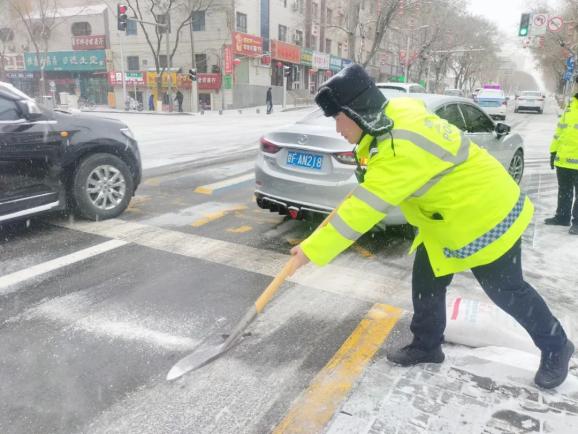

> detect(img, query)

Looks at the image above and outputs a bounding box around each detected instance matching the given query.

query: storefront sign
[108,71,146,86]
[312,51,330,70]
[24,50,106,71]
[330,55,342,72]
[271,40,301,64]
[301,48,313,67]
[224,45,233,74]
[223,75,232,89]
[72,35,106,50]
[232,32,263,57]
[146,71,178,87]
[196,73,222,90]
[3,53,25,71]
[6,71,33,79]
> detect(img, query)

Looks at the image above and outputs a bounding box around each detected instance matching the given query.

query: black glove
[550,152,556,170]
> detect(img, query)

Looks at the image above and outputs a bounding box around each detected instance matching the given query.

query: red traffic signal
[117,4,128,31]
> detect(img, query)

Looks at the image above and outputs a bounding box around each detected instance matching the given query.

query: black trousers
[555,166,578,225]
[410,240,567,353]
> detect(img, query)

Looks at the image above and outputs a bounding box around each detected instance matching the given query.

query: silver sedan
[254,94,525,226]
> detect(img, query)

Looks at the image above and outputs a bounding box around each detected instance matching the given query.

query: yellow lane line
[143,178,161,187]
[272,303,403,434]
[352,243,375,258]
[190,205,247,228]
[226,225,253,233]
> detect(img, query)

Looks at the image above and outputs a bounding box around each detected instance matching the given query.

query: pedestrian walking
[148,94,155,111]
[175,90,184,113]
[289,64,574,389]
[266,87,273,114]
[545,82,578,234]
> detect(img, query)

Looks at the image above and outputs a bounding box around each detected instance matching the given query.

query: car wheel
[72,153,134,221]
[508,149,524,184]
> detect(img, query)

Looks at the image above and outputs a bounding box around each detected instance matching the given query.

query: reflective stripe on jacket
[550,97,578,170]
[300,97,534,277]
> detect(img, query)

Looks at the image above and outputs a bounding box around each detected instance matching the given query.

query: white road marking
[195,173,255,195]
[0,239,128,296]
[56,219,406,305]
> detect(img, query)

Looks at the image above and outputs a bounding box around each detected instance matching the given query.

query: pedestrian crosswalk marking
[194,173,255,195]
[0,240,128,296]
[55,219,405,305]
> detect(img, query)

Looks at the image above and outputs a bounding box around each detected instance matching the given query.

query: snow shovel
[166,199,347,381]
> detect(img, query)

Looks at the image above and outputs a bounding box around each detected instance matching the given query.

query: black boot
[387,343,445,367]
[535,340,575,389]
[544,216,571,226]
[569,225,578,235]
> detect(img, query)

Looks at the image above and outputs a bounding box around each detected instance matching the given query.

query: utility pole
[165,19,172,112]
[118,31,127,109]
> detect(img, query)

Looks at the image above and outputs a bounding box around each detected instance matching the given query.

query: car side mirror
[495,122,511,137]
[16,100,43,121]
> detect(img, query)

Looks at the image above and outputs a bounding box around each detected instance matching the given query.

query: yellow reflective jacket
[550,96,578,170]
[300,97,534,277]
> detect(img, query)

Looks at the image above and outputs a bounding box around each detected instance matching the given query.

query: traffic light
[117,4,128,31]
[518,13,530,37]
[188,68,197,81]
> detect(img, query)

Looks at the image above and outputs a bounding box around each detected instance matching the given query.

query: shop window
[325,39,332,54]
[126,19,138,35]
[192,11,205,31]
[278,25,287,42]
[127,56,139,71]
[236,12,247,33]
[195,54,207,73]
[71,22,92,36]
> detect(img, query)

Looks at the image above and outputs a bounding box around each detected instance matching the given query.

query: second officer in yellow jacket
[289,64,573,389]
[546,88,578,234]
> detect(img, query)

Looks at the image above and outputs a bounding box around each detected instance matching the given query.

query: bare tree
[124,0,215,104]
[0,27,15,82]
[8,0,63,97]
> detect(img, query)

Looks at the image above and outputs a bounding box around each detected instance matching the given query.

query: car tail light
[333,151,357,165]
[260,137,281,154]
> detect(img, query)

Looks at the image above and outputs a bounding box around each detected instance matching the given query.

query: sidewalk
[325,316,578,434]
[78,103,313,115]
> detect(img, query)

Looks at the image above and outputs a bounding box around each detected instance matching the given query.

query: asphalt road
[1,101,575,434]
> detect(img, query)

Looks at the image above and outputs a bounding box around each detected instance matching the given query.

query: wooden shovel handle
[253,191,354,314]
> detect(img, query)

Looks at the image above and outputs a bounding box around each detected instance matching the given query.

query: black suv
[0,82,141,224]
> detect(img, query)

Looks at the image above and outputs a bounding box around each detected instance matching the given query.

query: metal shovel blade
[166,342,227,381]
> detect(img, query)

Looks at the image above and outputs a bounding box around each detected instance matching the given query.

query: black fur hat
[314,64,393,136]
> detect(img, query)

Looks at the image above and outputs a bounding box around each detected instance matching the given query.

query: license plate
[286,151,323,170]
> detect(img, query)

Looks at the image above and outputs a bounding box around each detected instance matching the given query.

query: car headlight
[120,127,136,141]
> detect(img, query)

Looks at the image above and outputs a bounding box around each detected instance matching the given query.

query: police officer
[289,64,573,389]
[545,83,578,234]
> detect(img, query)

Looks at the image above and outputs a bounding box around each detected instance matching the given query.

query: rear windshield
[521,91,542,97]
[477,90,505,99]
[379,88,406,96]
[297,109,325,124]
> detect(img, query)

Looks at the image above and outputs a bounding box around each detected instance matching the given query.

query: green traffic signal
[519,13,530,37]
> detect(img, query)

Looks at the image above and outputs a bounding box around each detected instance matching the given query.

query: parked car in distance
[0,81,142,225]
[255,94,525,228]
[472,88,482,101]
[514,91,545,114]
[376,82,427,96]
[476,88,508,120]
[444,88,465,97]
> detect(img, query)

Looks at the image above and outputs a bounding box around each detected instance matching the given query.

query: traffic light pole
[118,31,127,109]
